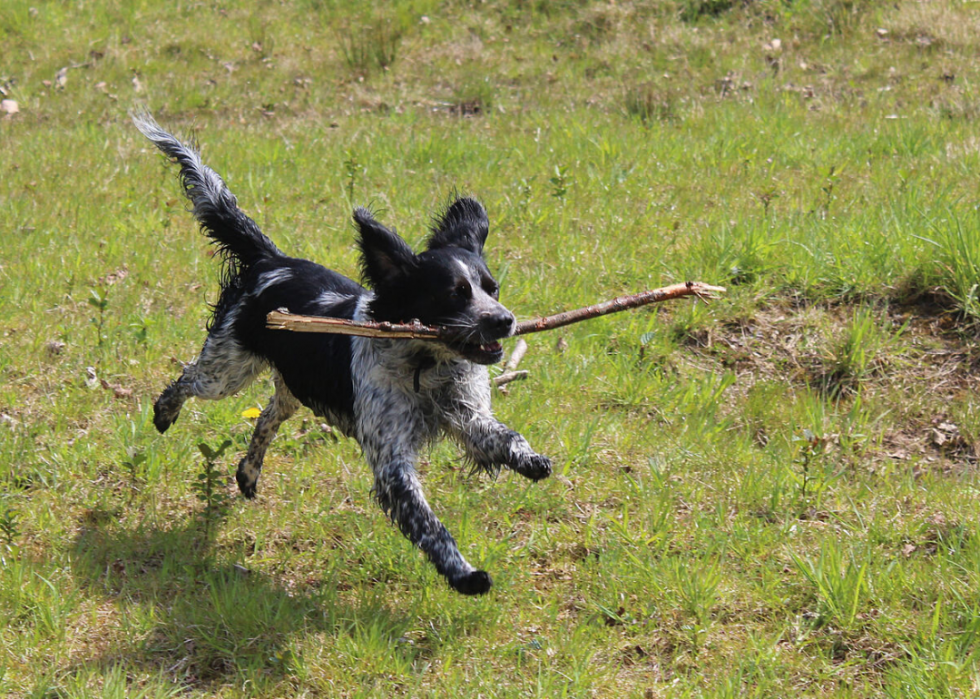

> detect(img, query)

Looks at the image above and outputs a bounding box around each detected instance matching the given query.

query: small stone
[0,99,18,115]
[764,38,782,52]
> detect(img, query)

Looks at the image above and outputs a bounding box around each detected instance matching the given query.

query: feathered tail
[132,111,281,277]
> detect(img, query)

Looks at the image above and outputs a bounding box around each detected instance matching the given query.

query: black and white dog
[134,114,551,595]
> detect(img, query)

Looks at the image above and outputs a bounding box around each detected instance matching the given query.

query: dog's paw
[152,403,176,434]
[520,454,552,482]
[451,570,493,596]
[235,469,258,499]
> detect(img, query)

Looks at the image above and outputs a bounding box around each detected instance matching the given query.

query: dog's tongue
[482,341,502,352]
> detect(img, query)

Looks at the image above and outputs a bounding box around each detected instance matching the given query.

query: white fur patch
[254,268,293,295]
[315,290,354,310]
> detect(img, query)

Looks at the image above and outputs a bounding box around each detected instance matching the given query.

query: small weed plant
[549,165,572,201]
[342,150,362,205]
[192,440,233,539]
[792,428,828,506]
[122,448,147,499]
[87,286,110,350]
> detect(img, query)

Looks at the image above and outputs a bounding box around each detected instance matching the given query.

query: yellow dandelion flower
[242,407,262,419]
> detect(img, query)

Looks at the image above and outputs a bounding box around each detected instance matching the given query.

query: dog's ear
[354,208,416,287]
[427,197,489,256]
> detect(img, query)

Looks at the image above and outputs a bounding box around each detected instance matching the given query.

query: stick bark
[504,338,529,371]
[265,281,726,340]
[493,370,529,387]
[265,314,447,340]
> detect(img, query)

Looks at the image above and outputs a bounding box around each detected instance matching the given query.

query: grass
[2,0,980,695]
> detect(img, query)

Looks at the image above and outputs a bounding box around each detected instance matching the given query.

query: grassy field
[2,0,980,695]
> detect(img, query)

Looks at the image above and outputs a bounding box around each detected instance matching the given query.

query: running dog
[134,114,551,595]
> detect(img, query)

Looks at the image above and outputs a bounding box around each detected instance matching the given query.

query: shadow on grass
[66,507,416,691]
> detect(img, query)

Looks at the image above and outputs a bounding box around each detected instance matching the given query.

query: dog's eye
[482,280,499,299]
[453,280,472,299]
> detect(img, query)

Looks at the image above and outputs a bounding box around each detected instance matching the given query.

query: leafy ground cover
[2,0,980,695]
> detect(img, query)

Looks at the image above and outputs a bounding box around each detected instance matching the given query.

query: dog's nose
[486,311,516,337]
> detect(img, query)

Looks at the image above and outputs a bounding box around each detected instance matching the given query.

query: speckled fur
[135,113,551,595]
[236,370,301,498]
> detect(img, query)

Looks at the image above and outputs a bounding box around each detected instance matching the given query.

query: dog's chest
[351,338,477,447]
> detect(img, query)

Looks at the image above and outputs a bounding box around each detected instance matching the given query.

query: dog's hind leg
[236,371,300,499]
[153,324,267,433]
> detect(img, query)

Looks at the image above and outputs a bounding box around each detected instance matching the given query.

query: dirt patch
[683,299,980,469]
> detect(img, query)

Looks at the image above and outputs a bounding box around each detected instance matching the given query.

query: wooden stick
[265,313,449,340]
[513,281,725,335]
[504,338,529,371]
[265,281,726,340]
[493,370,529,387]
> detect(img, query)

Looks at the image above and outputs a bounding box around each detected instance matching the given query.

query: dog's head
[354,197,515,365]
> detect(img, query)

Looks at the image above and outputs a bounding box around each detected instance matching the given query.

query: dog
[134,114,551,595]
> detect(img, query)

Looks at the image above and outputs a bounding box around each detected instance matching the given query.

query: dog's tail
[132,111,281,275]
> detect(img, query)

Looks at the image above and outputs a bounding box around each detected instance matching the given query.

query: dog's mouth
[452,339,505,365]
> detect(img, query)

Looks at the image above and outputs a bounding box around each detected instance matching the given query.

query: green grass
[3,0,980,695]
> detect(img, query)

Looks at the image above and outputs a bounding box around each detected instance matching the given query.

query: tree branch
[265,281,726,340]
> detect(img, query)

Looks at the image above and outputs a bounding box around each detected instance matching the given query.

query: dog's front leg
[370,457,492,595]
[353,349,492,594]
[456,416,552,482]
